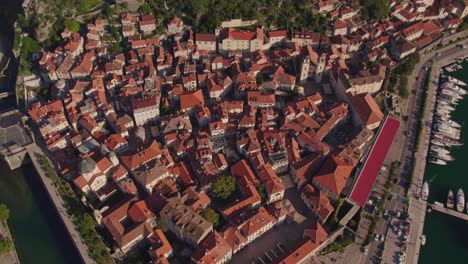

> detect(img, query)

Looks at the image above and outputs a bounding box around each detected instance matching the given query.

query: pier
[429,203,468,221]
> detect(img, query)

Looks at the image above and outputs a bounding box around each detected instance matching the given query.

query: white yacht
[446,76,467,86]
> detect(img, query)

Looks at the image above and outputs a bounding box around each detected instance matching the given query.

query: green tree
[156,218,168,232]
[0,239,13,255]
[120,2,129,9]
[102,4,116,18]
[211,175,236,200]
[77,0,103,13]
[160,103,170,114]
[0,204,10,222]
[256,74,264,86]
[399,76,409,98]
[256,183,267,203]
[64,19,80,32]
[200,208,220,227]
[360,0,389,20]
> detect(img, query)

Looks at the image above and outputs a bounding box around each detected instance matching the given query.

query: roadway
[404,41,468,264]
[361,38,468,264]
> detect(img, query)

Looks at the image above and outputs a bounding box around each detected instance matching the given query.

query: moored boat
[422,181,429,201]
[446,76,467,86]
[429,159,447,165]
[447,190,455,209]
[457,188,465,212]
[446,119,461,128]
[430,145,450,155]
[441,82,467,95]
[431,139,445,147]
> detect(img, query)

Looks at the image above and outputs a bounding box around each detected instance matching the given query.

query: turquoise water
[420,60,468,263]
[0,164,81,264]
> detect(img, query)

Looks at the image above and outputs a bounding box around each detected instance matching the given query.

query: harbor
[420,57,468,263]
[427,72,467,166]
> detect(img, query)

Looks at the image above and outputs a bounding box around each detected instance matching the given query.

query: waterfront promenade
[27,145,94,264]
[405,39,468,264]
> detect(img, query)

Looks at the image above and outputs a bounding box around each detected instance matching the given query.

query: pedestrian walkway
[0,221,20,264]
[405,40,468,264]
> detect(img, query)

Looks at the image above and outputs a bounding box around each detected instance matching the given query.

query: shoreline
[27,145,95,264]
[0,220,20,264]
[405,40,468,264]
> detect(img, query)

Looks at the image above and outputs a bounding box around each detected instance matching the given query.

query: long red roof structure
[349,116,400,206]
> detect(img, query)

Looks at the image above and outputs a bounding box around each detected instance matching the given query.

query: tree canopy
[256,183,267,204]
[140,0,329,33]
[0,239,13,256]
[200,208,220,227]
[0,204,10,222]
[360,0,389,20]
[211,175,236,200]
[64,19,80,32]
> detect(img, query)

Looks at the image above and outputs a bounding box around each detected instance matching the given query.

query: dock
[429,203,468,221]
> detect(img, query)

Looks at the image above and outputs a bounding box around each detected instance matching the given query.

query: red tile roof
[191,231,232,263]
[312,154,354,197]
[196,33,216,42]
[304,220,328,244]
[121,141,162,170]
[350,116,400,206]
[348,93,384,128]
[180,89,204,111]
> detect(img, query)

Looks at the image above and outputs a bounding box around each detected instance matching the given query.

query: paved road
[28,145,95,264]
[404,41,468,264]
[359,38,468,264]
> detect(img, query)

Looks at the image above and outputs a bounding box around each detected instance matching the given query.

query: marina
[427,69,466,166]
[420,58,468,263]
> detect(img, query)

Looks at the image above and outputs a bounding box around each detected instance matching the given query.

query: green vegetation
[391,53,420,98]
[410,67,432,187]
[76,0,103,13]
[394,53,421,76]
[0,204,10,223]
[39,155,112,264]
[256,74,264,87]
[360,0,390,20]
[320,234,353,255]
[347,209,361,232]
[13,31,21,51]
[140,0,329,33]
[64,19,81,32]
[155,218,168,233]
[332,198,345,222]
[160,104,170,115]
[210,175,236,200]
[363,190,389,247]
[120,2,129,9]
[200,208,220,227]
[0,239,13,256]
[399,76,409,99]
[256,183,267,204]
